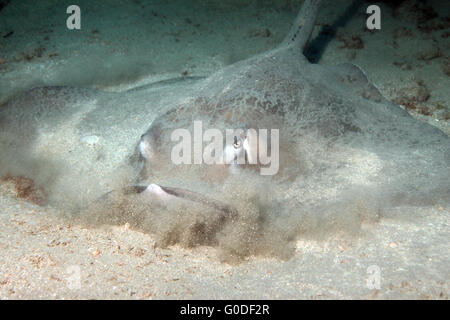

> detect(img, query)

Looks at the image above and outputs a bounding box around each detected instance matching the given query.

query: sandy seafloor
[0,0,449,299]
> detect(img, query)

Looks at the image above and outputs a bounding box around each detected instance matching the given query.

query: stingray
[132,0,448,207]
[0,0,448,257]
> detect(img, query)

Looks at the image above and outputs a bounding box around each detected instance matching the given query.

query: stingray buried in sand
[0,0,448,261]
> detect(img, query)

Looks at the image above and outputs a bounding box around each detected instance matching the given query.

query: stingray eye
[233,136,242,149]
[139,134,154,159]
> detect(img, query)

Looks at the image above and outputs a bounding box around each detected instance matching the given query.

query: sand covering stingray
[0,0,448,261]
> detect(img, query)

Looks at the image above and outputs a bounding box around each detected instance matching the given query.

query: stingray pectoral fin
[119,184,238,219]
[158,185,238,220]
[133,184,238,220]
[333,63,386,103]
[94,184,237,220]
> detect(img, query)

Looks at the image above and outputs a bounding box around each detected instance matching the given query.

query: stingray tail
[282,0,322,52]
